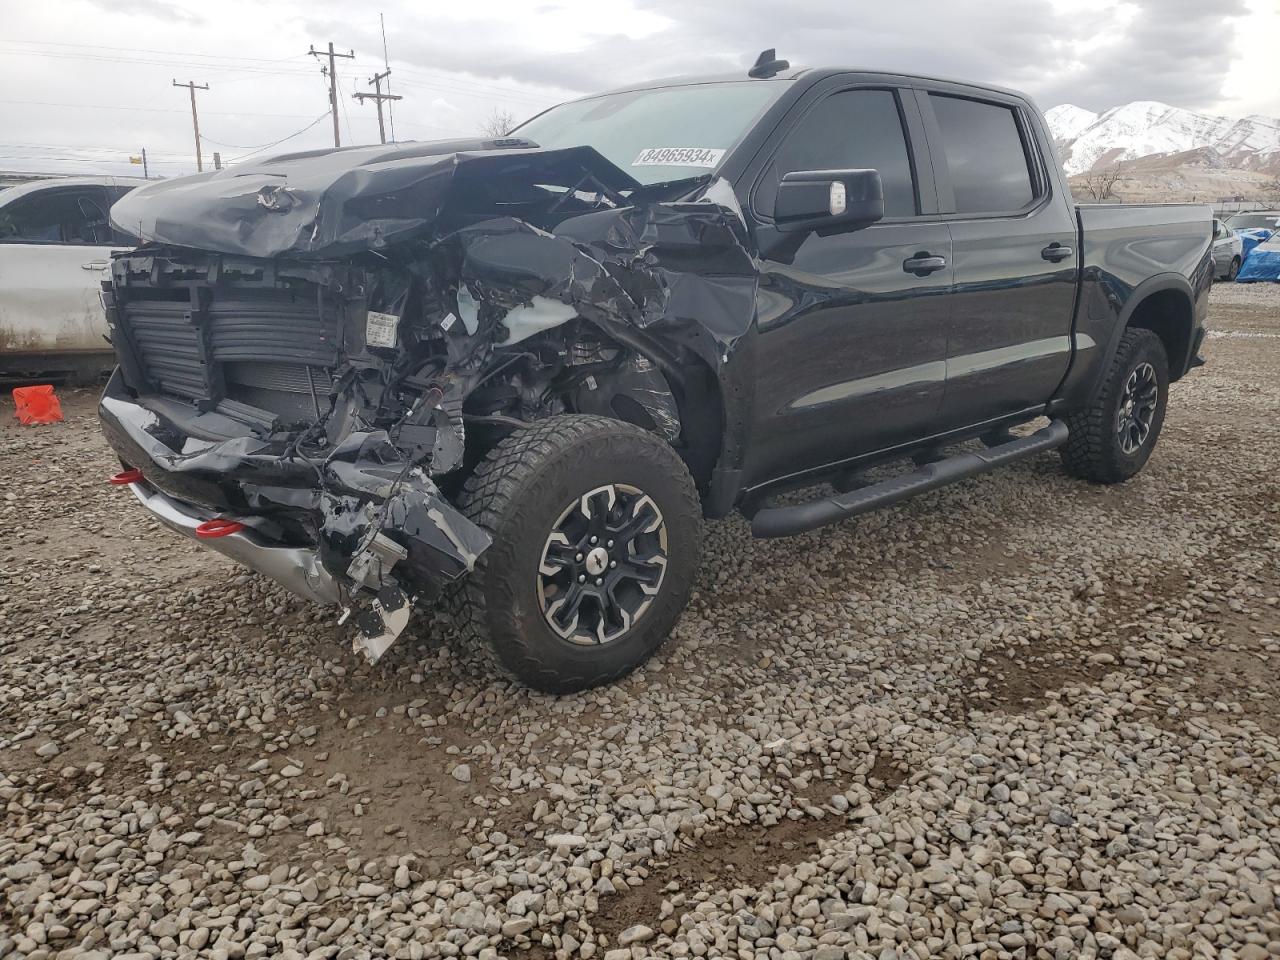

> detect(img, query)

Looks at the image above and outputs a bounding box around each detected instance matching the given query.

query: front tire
[452,415,702,693]
[1228,256,1241,281]
[1060,328,1169,484]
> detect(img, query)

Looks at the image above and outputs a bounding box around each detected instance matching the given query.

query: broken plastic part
[500,296,578,346]
[351,583,414,663]
[346,531,409,591]
[455,286,480,335]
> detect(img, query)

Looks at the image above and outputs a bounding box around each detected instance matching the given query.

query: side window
[107,187,140,245]
[0,188,111,244]
[758,89,917,219]
[929,94,1036,215]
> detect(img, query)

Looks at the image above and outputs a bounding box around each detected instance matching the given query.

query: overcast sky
[2,0,1277,178]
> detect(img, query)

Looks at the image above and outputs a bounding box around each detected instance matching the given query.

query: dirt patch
[1147,600,1280,740]
[589,752,907,946]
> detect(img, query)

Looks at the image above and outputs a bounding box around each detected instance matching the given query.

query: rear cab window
[927,93,1039,216]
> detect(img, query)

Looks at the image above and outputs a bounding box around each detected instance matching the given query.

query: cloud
[0,0,1270,180]
[327,0,1251,115]
[83,0,204,25]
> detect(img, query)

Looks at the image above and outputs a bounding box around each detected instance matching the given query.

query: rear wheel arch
[1120,284,1195,383]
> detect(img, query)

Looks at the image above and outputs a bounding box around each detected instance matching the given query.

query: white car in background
[0,176,144,381]
[1211,218,1244,281]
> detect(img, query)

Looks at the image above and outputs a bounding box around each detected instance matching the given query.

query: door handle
[81,260,109,270]
[902,254,947,276]
[1041,243,1074,262]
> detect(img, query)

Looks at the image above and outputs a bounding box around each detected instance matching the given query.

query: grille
[120,286,339,424]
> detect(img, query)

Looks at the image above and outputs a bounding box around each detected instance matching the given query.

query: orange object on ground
[12,385,64,425]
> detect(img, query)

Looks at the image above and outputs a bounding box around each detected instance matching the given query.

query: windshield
[515,80,787,186]
[1224,213,1280,230]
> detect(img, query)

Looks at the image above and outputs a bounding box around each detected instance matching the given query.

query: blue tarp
[1236,242,1280,283]
[1238,228,1273,262]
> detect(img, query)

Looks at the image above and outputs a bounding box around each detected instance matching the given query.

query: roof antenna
[748,48,789,79]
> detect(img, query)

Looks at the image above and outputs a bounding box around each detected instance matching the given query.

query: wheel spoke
[545,582,588,635]
[538,533,578,576]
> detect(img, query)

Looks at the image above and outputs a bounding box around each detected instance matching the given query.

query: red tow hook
[195,518,247,539]
[109,469,144,485]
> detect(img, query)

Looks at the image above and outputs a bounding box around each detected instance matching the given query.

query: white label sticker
[633,147,725,168]
[440,311,458,332]
[365,310,399,349]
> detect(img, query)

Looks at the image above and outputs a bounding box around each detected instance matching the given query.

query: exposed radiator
[119,285,339,425]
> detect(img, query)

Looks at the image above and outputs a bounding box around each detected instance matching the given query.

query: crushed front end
[99,251,493,659]
[98,140,759,662]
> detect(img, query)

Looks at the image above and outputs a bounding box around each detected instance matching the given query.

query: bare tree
[480,108,516,138]
[1078,165,1125,202]
[1076,166,1124,202]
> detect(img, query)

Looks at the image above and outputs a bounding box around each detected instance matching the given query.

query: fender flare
[1089,272,1196,400]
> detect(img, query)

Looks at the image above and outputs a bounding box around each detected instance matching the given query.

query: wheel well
[669,356,725,491]
[1126,289,1193,381]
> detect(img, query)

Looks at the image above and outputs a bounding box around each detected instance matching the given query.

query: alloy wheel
[536,483,668,645]
[1116,361,1158,454]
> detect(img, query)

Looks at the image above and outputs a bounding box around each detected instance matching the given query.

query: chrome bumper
[127,482,342,605]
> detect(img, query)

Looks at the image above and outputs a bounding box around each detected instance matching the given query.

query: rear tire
[1060,328,1169,484]
[452,415,702,693]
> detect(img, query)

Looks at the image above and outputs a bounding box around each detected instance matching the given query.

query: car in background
[1223,211,1280,233]
[1211,218,1244,280]
[0,176,143,382]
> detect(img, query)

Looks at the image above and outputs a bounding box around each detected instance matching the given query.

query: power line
[0,39,324,63]
[0,140,190,157]
[2,39,570,99]
[224,113,331,163]
[0,99,330,119]
[0,48,318,79]
[0,153,186,165]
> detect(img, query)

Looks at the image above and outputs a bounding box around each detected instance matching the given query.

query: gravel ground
[2,283,1278,960]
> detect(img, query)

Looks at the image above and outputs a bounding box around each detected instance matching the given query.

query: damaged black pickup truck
[99,56,1211,692]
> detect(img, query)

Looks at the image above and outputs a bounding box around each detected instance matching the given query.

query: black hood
[108,138,642,260]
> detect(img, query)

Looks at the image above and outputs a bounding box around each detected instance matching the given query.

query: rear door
[0,184,121,353]
[741,80,953,486]
[918,88,1078,428]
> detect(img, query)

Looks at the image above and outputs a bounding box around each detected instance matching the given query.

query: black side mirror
[774,169,884,234]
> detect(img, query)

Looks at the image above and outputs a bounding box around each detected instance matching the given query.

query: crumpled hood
[108,138,641,260]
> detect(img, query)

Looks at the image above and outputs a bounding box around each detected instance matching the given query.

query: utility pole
[172,79,209,172]
[309,42,355,148]
[353,70,402,144]
[142,148,148,180]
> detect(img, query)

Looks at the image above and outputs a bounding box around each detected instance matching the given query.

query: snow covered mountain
[1046,101,1280,176]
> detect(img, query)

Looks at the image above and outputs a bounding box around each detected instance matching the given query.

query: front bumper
[124,480,341,604]
[98,370,491,660]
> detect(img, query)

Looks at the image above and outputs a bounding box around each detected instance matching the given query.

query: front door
[743,85,953,487]
[0,184,123,353]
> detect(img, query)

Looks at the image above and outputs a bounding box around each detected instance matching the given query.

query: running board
[751,419,1069,539]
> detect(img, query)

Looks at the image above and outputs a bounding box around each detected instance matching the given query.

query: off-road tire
[1060,328,1169,484]
[451,415,702,693]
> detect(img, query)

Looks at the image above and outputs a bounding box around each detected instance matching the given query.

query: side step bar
[751,419,1069,539]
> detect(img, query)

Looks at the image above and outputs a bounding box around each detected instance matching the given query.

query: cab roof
[579,65,1029,105]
